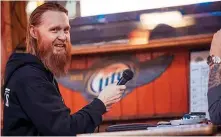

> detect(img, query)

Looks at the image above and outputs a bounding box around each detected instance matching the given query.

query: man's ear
[30,25,38,40]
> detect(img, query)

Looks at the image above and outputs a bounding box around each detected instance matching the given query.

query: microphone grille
[122,69,134,81]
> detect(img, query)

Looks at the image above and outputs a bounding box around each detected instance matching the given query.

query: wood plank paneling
[59,56,88,114]
[71,92,88,114]
[135,52,155,116]
[120,90,138,117]
[10,1,27,49]
[71,57,88,112]
[59,84,74,113]
[169,50,189,114]
[152,52,172,115]
[104,101,122,119]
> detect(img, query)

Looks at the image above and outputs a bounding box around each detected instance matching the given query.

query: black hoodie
[2,53,106,136]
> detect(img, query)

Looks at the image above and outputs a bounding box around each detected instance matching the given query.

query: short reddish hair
[26,2,68,55]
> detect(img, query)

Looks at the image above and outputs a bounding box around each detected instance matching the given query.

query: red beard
[37,39,72,77]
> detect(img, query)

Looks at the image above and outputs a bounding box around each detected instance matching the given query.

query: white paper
[190,50,210,119]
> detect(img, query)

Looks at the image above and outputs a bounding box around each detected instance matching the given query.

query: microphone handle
[117,78,128,98]
[117,78,128,85]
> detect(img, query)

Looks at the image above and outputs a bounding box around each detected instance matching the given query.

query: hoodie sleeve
[16,73,106,136]
[207,84,221,125]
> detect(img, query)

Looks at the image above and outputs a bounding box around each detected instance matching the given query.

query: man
[2,3,126,136]
[207,29,221,125]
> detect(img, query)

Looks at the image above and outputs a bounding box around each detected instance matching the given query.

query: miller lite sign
[57,54,174,101]
[87,63,131,96]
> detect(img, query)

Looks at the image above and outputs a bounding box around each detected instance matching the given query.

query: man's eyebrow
[49,25,60,29]
[48,24,71,30]
[65,26,71,29]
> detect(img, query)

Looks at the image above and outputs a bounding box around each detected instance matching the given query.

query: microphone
[117,69,134,85]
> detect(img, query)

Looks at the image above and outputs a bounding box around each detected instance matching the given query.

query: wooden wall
[59,49,190,121]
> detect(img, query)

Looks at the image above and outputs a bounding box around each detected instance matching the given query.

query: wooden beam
[1,1,13,82]
[10,1,27,49]
[1,1,13,57]
[71,33,213,55]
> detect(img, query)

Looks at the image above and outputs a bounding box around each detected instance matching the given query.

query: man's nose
[58,31,67,41]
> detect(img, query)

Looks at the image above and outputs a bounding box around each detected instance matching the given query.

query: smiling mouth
[54,44,65,48]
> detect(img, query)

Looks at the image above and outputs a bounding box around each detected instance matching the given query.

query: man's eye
[64,29,69,33]
[51,28,58,32]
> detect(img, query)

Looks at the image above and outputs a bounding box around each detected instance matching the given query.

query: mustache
[52,39,68,46]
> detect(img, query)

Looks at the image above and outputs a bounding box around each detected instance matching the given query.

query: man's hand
[98,83,126,111]
[210,29,221,57]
